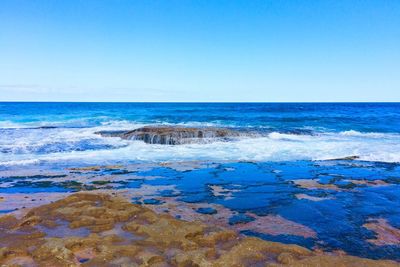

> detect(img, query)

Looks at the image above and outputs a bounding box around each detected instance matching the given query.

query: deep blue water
[1,102,400,132]
[1,102,400,165]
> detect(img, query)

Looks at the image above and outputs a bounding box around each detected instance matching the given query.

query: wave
[0,119,232,130]
[1,127,400,166]
[267,132,313,141]
[0,127,128,156]
[338,130,399,138]
[0,121,29,129]
[0,140,126,155]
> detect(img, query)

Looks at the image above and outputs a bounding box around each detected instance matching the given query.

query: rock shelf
[95,126,258,145]
[0,193,397,266]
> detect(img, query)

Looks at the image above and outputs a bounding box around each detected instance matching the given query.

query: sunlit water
[1,102,400,260]
[1,102,400,165]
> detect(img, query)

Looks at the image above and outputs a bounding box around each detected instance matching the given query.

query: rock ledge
[96,126,254,145]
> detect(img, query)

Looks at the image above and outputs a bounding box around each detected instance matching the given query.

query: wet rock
[68,165,123,172]
[363,218,400,246]
[229,214,256,225]
[278,252,296,264]
[36,126,58,129]
[0,193,398,266]
[348,179,389,187]
[337,181,358,189]
[143,198,164,205]
[96,126,256,145]
[91,180,110,185]
[233,213,318,239]
[292,179,341,191]
[209,184,240,199]
[327,155,360,161]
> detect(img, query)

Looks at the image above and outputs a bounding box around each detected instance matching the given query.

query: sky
[0,0,399,102]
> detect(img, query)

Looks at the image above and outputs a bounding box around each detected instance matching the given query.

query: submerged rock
[96,126,256,145]
[229,213,256,225]
[143,198,164,205]
[196,207,218,215]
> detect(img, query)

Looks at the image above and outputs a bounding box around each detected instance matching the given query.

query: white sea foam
[97,120,147,130]
[339,130,394,138]
[0,119,237,130]
[267,132,309,141]
[0,121,29,129]
[1,127,400,166]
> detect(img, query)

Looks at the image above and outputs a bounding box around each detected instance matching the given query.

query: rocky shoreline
[1,161,400,264]
[0,193,398,266]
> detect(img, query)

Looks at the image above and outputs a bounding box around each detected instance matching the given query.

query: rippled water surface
[1,102,400,165]
[0,102,399,260]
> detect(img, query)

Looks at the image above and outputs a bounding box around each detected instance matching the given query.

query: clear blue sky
[0,0,399,102]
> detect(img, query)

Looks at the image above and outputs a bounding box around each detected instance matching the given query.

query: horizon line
[0,101,400,104]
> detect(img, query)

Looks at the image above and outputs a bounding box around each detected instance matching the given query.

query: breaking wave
[1,123,400,166]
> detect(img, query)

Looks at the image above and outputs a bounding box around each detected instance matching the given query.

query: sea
[1,102,400,166]
[1,102,400,260]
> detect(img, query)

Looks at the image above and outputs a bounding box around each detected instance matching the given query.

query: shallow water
[0,160,399,260]
[1,103,399,260]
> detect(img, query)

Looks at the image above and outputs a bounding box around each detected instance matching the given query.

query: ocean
[1,102,400,260]
[1,102,400,166]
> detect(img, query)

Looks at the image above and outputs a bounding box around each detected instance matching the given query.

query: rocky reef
[95,126,256,145]
[0,193,398,266]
